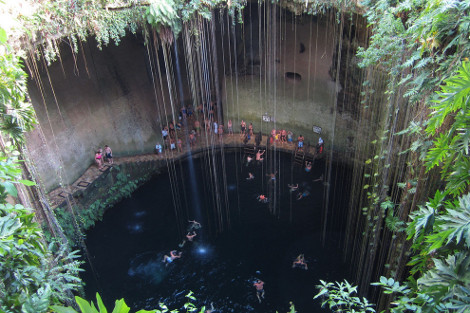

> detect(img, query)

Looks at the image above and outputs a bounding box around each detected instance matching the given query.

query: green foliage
[0,202,82,313]
[50,291,210,313]
[145,0,180,35]
[0,27,36,144]
[314,280,376,312]
[54,168,139,247]
[425,61,470,196]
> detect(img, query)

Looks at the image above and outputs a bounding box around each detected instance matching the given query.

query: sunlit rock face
[25,5,368,191]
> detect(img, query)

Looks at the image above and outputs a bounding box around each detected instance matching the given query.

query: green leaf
[17,179,36,186]
[0,27,6,44]
[3,181,17,197]
[96,293,108,313]
[111,299,130,313]
[50,306,79,313]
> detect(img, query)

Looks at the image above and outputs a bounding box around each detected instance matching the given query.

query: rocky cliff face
[25,7,370,191]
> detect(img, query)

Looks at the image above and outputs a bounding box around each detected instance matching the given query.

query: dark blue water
[82,150,351,312]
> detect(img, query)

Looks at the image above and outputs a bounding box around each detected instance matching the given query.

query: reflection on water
[128,252,168,285]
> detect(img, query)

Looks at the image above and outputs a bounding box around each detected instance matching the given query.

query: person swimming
[163,250,182,266]
[257,194,268,203]
[246,172,255,180]
[188,220,202,231]
[296,190,310,200]
[288,183,299,192]
[253,279,265,303]
[292,254,308,270]
[305,161,312,172]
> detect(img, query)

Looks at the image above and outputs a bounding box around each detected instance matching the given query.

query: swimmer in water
[313,174,324,182]
[163,250,182,266]
[305,161,312,172]
[257,194,268,203]
[186,231,197,241]
[246,155,253,166]
[296,190,310,200]
[188,220,202,231]
[253,279,265,303]
[288,183,299,192]
[267,171,277,183]
[246,172,255,180]
[292,254,308,270]
[205,302,216,313]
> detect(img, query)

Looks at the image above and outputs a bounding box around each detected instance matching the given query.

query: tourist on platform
[240,120,247,136]
[194,120,201,136]
[228,119,233,136]
[104,145,113,164]
[287,131,293,144]
[297,134,304,151]
[155,143,163,154]
[281,129,287,143]
[94,150,103,170]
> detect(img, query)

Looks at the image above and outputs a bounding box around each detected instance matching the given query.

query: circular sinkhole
[285,72,302,81]
[81,150,351,313]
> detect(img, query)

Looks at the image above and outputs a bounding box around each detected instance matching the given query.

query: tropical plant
[0,26,36,145]
[314,280,376,312]
[425,61,470,197]
[51,291,206,313]
[0,202,83,313]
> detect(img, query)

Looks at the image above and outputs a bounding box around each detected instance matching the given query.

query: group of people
[94,145,113,169]
[163,220,202,266]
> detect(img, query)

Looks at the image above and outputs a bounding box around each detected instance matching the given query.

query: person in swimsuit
[95,150,103,169]
[257,194,268,203]
[186,231,197,242]
[305,161,312,172]
[288,183,299,192]
[104,145,113,164]
[292,254,308,270]
[163,250,182,266]
[256,150,265,162]
[188,220,202,231]
[228,120,233,136]
[240,120,246,137]
[297,135,304,151]
[253,279,265,303]
[297,190,310,200]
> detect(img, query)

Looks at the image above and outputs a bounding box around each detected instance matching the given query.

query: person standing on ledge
[104,145,113,164]
[94,149,103,170]
[297,134,304,151]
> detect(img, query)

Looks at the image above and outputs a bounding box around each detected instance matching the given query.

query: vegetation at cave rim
[0,0,469,312]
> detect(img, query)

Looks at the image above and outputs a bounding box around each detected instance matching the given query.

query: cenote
[82,150,352,312]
